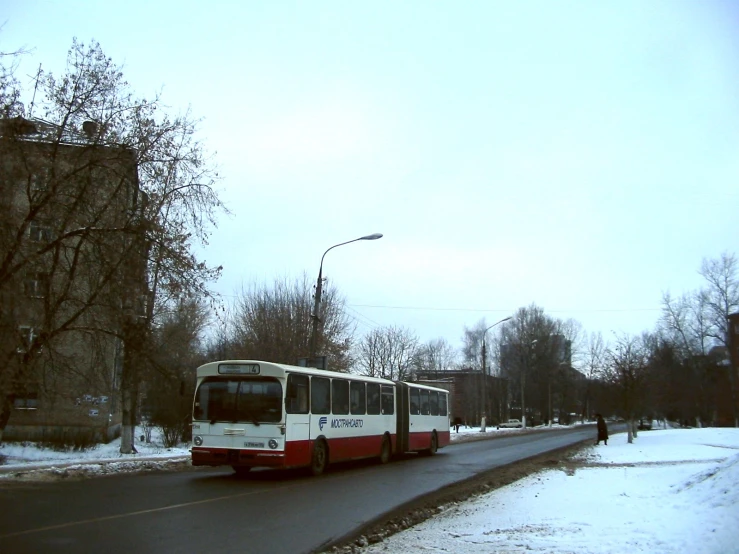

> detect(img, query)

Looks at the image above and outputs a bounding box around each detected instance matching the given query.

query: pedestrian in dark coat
[453,417,462,433]
[595,413,608,445]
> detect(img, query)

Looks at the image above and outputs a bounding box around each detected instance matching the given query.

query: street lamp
[550,361,569,427]
[480,316,512,432]
[308,233,383,365]
[520,338,537,429]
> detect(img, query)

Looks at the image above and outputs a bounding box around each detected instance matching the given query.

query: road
[0,425,605,554]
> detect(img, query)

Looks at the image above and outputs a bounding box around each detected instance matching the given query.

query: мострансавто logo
[331,418,364,428]
[317,416,364,431]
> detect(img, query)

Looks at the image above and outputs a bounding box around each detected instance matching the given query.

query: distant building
[726,312,739,426]
[415,368,508,426]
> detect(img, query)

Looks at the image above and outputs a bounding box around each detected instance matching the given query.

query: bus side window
[332,379,349,415]
[311,377,331,415]
[381,385,394,415]
[440,392,448,416]
[409,388,420,415]
[430,391,439,416]
[286,374,309,414]
[367,383,381,415]
[350,381,366,414]
[420,389,430,415]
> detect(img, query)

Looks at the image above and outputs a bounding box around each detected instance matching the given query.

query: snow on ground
[360,425,739,554]
[1,422,738,553]
[0,426,191,480]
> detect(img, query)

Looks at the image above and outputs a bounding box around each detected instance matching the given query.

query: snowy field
[1,424,738,553]
[359,426,739,554]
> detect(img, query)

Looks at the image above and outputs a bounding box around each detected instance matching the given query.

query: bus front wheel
[311,440,328,476]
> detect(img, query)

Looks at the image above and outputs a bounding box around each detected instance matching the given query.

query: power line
[348,304,662,313]
[343,305,382,330]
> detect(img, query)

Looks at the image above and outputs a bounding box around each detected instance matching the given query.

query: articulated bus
[190,360,450,475]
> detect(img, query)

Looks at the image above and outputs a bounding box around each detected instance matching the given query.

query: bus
[190,360,450,475]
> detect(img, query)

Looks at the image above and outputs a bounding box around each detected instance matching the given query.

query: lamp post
[308,233,383,365]
[551,361,569,427]
[520,338,537,429]
[480,316,512,432]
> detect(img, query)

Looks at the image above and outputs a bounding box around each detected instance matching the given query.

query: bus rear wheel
[424,432,438,456]
[311,440,328,476]
[379,436,391,464]
[232,466,251,476]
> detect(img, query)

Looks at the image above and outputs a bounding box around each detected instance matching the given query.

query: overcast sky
[4,1,738,352]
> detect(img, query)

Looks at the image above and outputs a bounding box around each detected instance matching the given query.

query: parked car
[497,419,523,429]
[638,418,653,430]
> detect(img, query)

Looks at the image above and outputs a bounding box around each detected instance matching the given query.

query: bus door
[285,373,311,466]
[395,382,410,454]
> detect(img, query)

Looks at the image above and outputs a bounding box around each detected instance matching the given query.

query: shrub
[38,428,99,451]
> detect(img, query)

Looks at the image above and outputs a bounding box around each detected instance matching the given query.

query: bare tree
[460,319,486,370]
[603,333,651,443]
[699,252,739,346]
[145,299,209,447]
[699,253,739,426]
[229,274,354,371]
[414,337,458,375]
[354,325,419,381]
[581,332,607,421]
[498,304,558,428]
[355,327,388,378]
[0,40,225,450]
[0,45,23,118]
[659,252,739,427]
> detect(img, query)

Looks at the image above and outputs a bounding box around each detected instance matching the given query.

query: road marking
[0,483,299,539]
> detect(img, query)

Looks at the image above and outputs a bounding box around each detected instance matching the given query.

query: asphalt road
[0,425,604,554]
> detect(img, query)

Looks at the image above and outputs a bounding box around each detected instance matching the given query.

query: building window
[17,325,41,354]
[29,168,50,194]
[24,272,48,298]
[13,393,39,410]
[29,221,53,242]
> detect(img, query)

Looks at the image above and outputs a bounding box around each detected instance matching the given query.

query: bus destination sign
[218,363,260,375]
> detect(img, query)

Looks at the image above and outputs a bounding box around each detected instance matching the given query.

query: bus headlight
[268,439,278,449]
[193,435,203,446]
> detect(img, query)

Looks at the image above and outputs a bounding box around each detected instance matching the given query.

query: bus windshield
[193,377,283,424]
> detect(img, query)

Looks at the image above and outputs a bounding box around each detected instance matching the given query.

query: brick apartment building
[1,116,146,443]
[416,368,509,426]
